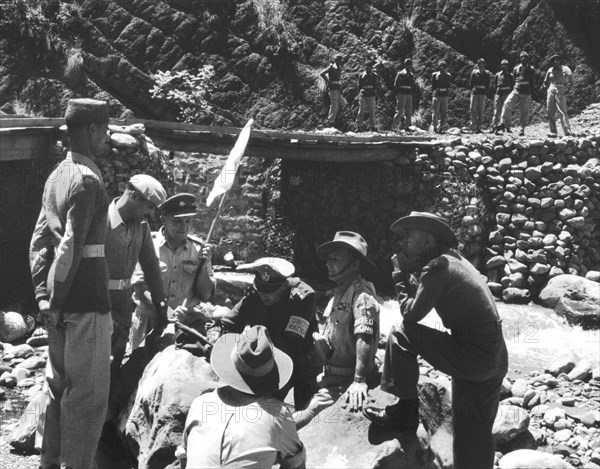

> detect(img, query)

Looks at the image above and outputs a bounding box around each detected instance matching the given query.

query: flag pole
[205,192,227,245]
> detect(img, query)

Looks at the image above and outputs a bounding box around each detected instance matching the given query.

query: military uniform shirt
[432,71,451,97]
[131,229,215,309]
[394,69,415,95]
[30,152,110,314]
[323,276,380,370]
[322,63,342,90]
[358,72,377,97]
[544,65,572,88]
[494,70,514,95]
[105,199,164,326]
[512,64,536,94]
[224,278,317,362]
[470,69,490,95]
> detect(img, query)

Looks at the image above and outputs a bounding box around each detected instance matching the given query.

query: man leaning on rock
[30,98,112,469]
[293,231,380,430]
[363,212,508,469]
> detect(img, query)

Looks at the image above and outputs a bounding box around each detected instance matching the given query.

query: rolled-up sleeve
[400,257,449,323]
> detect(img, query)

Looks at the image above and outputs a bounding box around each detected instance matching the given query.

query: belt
[435,88,448,92]
[362,86,374,90]
[81,244,105,258]
[473,85,486,89]
[323,365,355,377]
[399,85,413,90]
[517,81,530,85]
[498,86,511,91]
[330,81,340,84]
[108,278,132,290]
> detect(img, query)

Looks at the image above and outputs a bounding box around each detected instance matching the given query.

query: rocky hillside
[0,0,598,130]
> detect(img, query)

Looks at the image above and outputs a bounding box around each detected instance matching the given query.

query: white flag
[206,118,254,207]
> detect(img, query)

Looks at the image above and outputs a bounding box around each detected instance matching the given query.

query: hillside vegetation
[0,0,598,130]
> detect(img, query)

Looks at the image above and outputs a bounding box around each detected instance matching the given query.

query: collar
[66,151,103,180]
[108,198,125,230]
[156,226,190,251]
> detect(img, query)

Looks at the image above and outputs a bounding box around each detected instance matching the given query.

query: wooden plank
[0,127,61,161]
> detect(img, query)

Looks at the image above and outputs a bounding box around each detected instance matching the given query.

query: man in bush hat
[392,58,416,132]
[30,98,112,469]
[357,60,379,131]
[431,60,451,133]
[491,59,514,132]
[216,257,320,409]
[469,58,490,133]
[176,325,306,469]
[293,231,380,429]
[321,53,344,126]
[363,212,508,469]
[104,174,168,414]
[498,51,536,136]
[130,193,215,348]
[543,53,574,136]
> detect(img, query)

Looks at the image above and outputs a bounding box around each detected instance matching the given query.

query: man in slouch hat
[363,212,508,469]
[30,98,112,469]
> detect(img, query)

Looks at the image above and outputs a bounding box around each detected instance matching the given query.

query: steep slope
[0,0,598,129]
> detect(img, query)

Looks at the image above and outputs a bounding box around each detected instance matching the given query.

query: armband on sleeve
[354,316,375,336]
[285,315,310,339]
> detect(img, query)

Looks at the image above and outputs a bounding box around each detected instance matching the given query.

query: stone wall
[175,135,600,301]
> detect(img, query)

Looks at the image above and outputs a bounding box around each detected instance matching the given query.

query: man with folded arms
[176,325,306,469]
[293,231,380,429]
[30,98,112,469]
[363,212,508,469]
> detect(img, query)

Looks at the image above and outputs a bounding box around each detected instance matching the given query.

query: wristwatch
[354,375,366,384]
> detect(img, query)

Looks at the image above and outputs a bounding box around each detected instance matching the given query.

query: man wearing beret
[363,212,508,469]
[491,59,514,132]
[498,51,536,136]
[104,174,168,415]
[293,232,380,429]
[543,54,574,136]
[30,98,112,469]
[216,257,320,410]
[130,193,215,348]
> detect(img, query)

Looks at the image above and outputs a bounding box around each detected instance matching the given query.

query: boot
[363,398,419,432]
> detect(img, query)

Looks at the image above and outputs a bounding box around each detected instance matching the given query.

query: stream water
[379,299,600,378]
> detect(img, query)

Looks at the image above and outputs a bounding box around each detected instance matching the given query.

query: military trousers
[492,94,509,127]
[547,85,571,135]
[357,95,376,129]
[381,320,508,469]
[327,89,341,125]
[38,311,112,469]
[432,96,448,131]
[470,93,486,130]
[501,90,531,129]
[393,93,413,129]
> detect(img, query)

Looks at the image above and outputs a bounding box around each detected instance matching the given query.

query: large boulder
[499,449,574,468]
[117,346,220,469]
[299,376,451,469]
[0,310,27,343]
[538,275,600,329]
[544,350,581,376]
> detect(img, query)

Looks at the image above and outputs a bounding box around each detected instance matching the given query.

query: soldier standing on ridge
[491,59,514,132]
[469,58,490,133]
[392,58,416,132]
[320,54,344,127]
[431,60,451,133]
[543,54,574,137]
[357,60,378,132]
[498,51,536,136]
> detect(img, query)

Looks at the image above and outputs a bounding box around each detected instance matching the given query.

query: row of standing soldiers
[321,51,574,136]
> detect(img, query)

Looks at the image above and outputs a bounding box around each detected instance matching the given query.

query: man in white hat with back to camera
[363,212,508,469]
[176,325,306,469]
[293,231,380,429]
[215,257,320,410]
[104,174,168,417]
[30,98,112,469]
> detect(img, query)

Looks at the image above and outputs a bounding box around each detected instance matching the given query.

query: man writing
[30,98,112,469]
[363,212,508,469]
[217,257,319,410]
[293,231,379,429]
